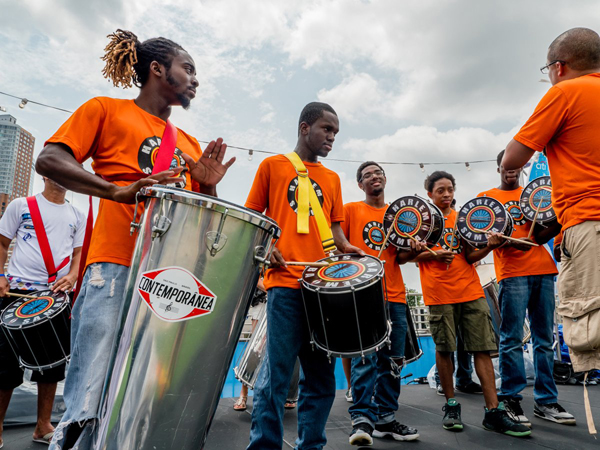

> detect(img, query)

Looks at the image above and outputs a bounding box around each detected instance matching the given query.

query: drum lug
[206,209,229,256]
[130,192,142,235]
[151,215,172,240]
[254,246,270,267]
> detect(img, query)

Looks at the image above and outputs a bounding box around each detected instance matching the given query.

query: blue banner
[528,152,550,181]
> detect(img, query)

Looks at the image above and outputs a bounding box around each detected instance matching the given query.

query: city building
[0,115,35,218]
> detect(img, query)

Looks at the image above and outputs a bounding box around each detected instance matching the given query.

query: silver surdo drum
[520,176,556,223]
[234,304,267,389]
[95,186,280,450]
[383,196,444,249]
[0,290,70,371]
[458,197,514,248]
[300,254,390,359]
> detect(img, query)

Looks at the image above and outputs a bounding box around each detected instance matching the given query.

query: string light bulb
[0,106,6,112]
[248,149,254,161]
[419,163,425,173]
[465,162,471,171]
[19,99,28,109]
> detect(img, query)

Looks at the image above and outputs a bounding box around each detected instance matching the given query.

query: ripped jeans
[50,263,129,450]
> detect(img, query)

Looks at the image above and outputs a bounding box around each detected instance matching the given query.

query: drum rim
[310,321,392,358]
[140,185,281,235]
[300,253,385,293]
[19,354,69,371]
[519,175,556,223]
[457,196,509,247]
[0,290,70,330]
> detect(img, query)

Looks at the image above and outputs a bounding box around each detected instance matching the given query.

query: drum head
[301,254,383,293]
[0,290,68,329]
[457,197,509,247]
[383,196,442,249]
[519,176,555,223]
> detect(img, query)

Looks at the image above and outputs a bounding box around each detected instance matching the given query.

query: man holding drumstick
[503,28,600,380]
[478,150,574,426]
[35,29,234,449]
[341,161,424,445]
[0,177,85,447]
[245,102,363,450]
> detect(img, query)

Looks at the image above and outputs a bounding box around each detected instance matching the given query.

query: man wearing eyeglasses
[503,28,600,385]
[341,162,424,445]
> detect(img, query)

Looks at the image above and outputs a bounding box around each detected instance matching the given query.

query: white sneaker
[504,399,531,427]
[534,402,576,425]
[345,388,353,403]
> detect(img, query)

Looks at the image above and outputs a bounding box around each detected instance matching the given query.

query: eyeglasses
[540,60,566,74]
[360,169,385,181]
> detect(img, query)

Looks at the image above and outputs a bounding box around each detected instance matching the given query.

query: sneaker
[442,402,463,431]
[436,383,445,396]
[483,402,532,437]
[504,398,531,427]
[534,402,576,425]
[373,420,419,441]
[349,423,373,446]
[345,388,353,403]
[456,381,483,395]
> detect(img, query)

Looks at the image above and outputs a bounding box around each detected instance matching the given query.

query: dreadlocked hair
[101,29,186,89]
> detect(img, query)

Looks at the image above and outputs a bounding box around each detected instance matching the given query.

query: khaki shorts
[428,298,497,353]
[558,221,600,372]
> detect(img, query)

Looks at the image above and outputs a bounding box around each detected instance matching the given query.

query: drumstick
[5,291,38,299]
[377,223,396,259]
[527,199,543,239]
[397,231,437,256]
[286,261,330,267]
[500,235,539,247]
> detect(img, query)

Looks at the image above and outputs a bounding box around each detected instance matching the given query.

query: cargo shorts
[428,298,497,353]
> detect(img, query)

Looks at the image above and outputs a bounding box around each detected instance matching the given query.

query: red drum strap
[26,196,70,284]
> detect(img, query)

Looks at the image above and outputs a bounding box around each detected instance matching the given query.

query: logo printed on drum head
[504,200,526,226]
[15,297,54,318]
[362,221,389,251]
[137,266,217,322]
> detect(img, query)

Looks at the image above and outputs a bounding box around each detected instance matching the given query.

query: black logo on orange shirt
[440,226,463,254]
[504,200,526,226]
[287,178,324,215]
[362,221,389,251]
[138,136,188,188]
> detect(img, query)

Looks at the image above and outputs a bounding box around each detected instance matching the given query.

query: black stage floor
[3,384,599,449]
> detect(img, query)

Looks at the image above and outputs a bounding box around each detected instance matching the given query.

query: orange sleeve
[45,98,106,163]
[330,174,345,223]
[340,204,351,237]
[514,86,569,152]
[245,160,269,213]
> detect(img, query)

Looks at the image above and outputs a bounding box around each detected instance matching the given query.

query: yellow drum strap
[284,152,336,252]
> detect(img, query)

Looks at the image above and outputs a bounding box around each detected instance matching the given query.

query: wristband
[0,274,5,277]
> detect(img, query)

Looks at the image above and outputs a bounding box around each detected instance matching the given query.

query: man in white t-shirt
[0,177,85,447]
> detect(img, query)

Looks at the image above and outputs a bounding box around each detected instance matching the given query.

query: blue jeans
[247,288,336,450]
[498,274,558,404]
[349,302,407,427]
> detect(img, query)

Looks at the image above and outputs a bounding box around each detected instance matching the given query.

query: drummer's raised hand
[53,273,77,293]
[181,138,236,195]
[111,167,185,204]
[269,247,287,269]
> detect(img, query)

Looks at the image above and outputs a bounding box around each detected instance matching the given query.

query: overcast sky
[1,0,597,290]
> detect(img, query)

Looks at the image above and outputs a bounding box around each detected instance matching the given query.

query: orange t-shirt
[418,209,484,306]
[477,187,557,282]
[46,97,202,267]
[341,201,406,303]
[514,73,600,231]
[245,154,344,290]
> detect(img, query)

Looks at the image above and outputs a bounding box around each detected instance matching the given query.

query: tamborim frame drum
[300,253,390,359]
[383,196,444,249]
[0,290,70,371]
[520,176,556,223]
[457,197,513,248]
[95,186,280,450]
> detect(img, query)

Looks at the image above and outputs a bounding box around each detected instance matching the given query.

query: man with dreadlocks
[36,29,235,449]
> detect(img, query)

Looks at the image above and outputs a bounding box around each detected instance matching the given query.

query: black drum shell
[302,279,388,356]
[384,196,444,250]
[404,307,423,363]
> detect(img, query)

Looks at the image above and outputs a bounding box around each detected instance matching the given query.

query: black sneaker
[442,402,463,431]
[456,381,483,394]
[504,398,531,427]
[349,423,373,446]
[483,402,532,437]
[373,420,419,441]
[534,402,576,425]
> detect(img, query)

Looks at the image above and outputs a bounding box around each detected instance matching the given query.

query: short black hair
[548,27,600,71]
[356,161,383,182]
[497,150,505,167]
[424,171,456,193]
[298,102,337,135]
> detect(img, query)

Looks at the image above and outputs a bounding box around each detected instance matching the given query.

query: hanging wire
[0,91,74,114]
